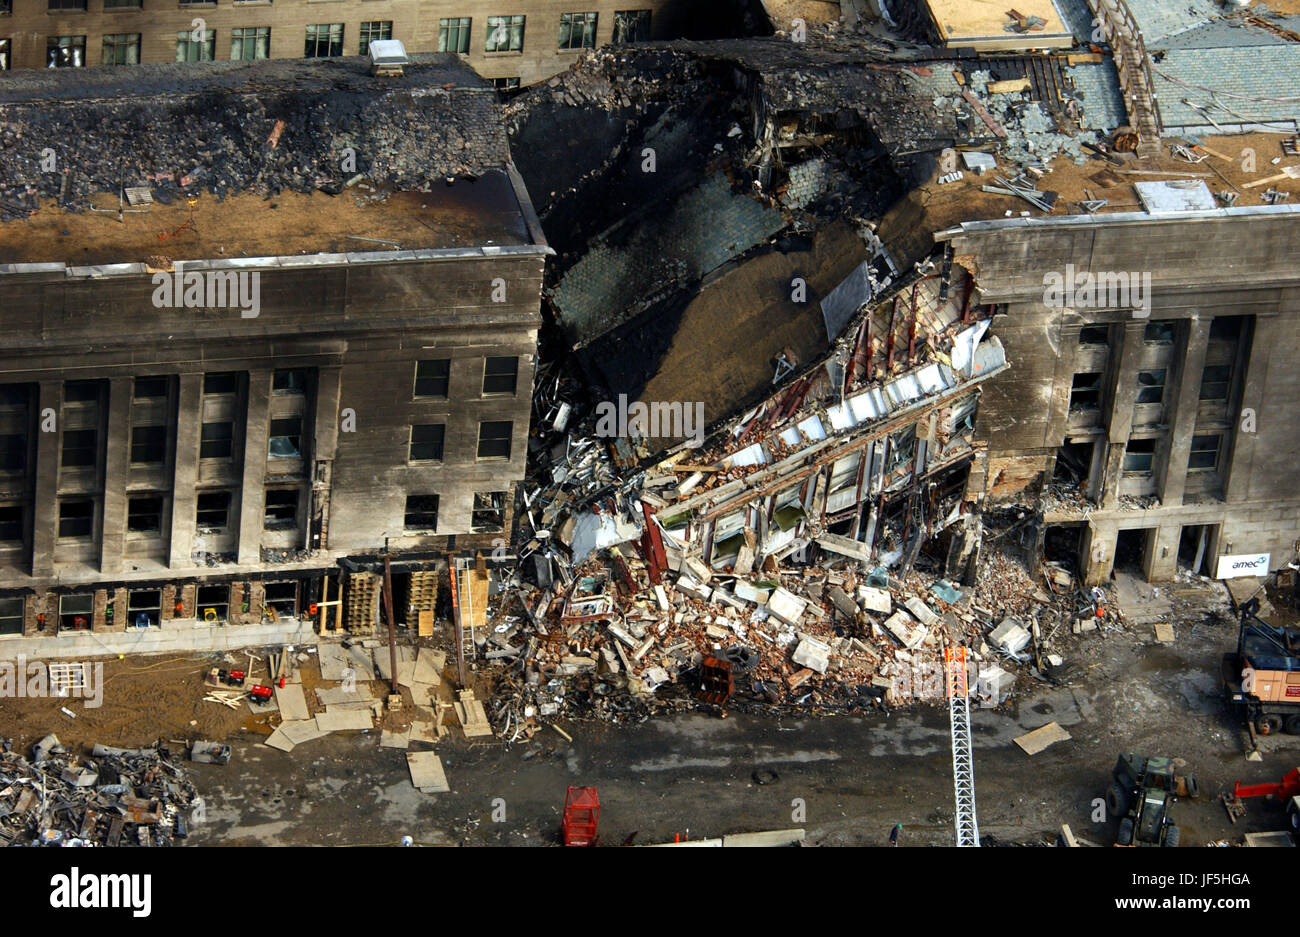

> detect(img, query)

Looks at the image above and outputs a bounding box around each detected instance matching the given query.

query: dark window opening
[47,35,86,68]
[0,597,22,636]
[1209,317,1243,342]
[414,359,450,398]
[264,581,299,616]
[196,491,231,532]
[197,585,229,622]
[1199,364,1231,402]
[472,491,506,532]
[58,500,94,538]
[359,20,392,56]
[200,422,233,459]
[203,372,238,395]
[61,429,97,468]
[64,380,101,403]
[1053,442,1093,487]
[1188,434,1221,471]
[477,421,512,460]
[1069,372,1102,412]
[1135,369,1166,405]
[127,589,161,628]
[1143,321,1175,344]
[269,417,302,459]
[1078,325,1109,345]
[58,594,93,632]
[305,23,344,57]
[1123,438,1156,474]
[410,424,445,462]
[0,505,23,543]
[134,376,170,399]
[0,433,26,472]
[264,489,298,530]
[482,356,519,395]
[127,496,164,534]
[273,369,307,393]
[612,10,651,43]
[404,495,439,531]
[131,425,168,464]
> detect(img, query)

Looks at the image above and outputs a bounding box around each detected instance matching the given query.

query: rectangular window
[264,581,299,617]
[268,417,302,459]
[64,380,101,403]
[273,368,307,393]
[231,27,271,61]
[58,594,93,632]
[200,422,233,459]
[197,585,229,622]
[1069,372,1101,412]
[176,30,216,63]
[0,597,22,636]
[0,39,10,73]
[103,0,141,7]
[482,356,519,395]
[1188,434,1222,471]
[130,425,167,464]
[414,359,450,398]
[127,496,164,534]
[1135,369,1166,405]
[196,491,232,532]
[486,15,525,52]
[61,429,97,469]
[204,372,238,395]
[101,33,141,66]
[410,424,445,462]
[0,505,23,543]
[1078,325,1109,345]
[1122,438,1156,474]
[134,376,170,399]
[613,10,652,43]
[359,20,392,56]
[404,495,439,531]
[1143,321,1175,345]
[472,491,506,532]
[48,35,87,68]
[477,420,512,460]
[0,434,26,472]
[48,0,87,10]
[1199,364,1231,402]
[305,23,344,58]
[438,17,471,53]
[264,489,298,529]
[127,589,161,628]
[58,500,94,539]
[491,77,521,91]
[558,12,598,50]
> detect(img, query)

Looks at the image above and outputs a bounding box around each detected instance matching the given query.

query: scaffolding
[945,645,980,847]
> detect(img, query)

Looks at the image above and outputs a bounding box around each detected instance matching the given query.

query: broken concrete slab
[828,586,860,621]
[858,585,892,614]
[1014,721,1071,756]
[374,644,416,683]
[274,683,310,722]
[315,709,374,732]
[766,587,808,625]
[815,532,873,564]
[904,597,939,627]
[792,636,832,674]
[733,580,771,605]
[315,685,378,706]
[263,728,295,752]
[279,719,328,746]
[406,751,450,793]
[317,642,376,682]
[380,728,411,749]
[883,610,926,649]
[989,617,1031,655]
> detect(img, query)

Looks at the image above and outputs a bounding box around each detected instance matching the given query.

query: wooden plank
[1015,721,1072,755]
[417,609,434,636]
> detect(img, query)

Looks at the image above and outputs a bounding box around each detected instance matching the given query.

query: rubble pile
[0,735,202,847]
[0,59,508,221]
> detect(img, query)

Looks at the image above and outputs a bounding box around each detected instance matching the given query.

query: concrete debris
[0,736,202,846]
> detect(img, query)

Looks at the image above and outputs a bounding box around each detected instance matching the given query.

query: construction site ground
[3,598,1288,847]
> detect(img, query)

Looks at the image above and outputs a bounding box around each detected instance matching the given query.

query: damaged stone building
[0,57,550,656]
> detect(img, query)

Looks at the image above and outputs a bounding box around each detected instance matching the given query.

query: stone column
[236,370,272,566]
[169,373,203,567]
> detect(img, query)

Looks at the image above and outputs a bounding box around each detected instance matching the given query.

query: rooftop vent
[368,39,409,77]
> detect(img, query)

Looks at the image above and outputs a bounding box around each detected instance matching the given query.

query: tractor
[1106,753,1197,847]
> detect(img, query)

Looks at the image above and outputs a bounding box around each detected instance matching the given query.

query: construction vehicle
[1233,767,1300,834]
[1221,597,1300,736]
[1107,753,1197,847]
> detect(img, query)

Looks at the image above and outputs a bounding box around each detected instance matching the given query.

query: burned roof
[0,56,535,262]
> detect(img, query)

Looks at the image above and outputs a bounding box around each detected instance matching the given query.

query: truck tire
[1183,775,1200,800]
[1255,714,1283,736]
[1288,801,1298,832]
[1106,783,1131,818]
[1284,715,1300,735]
[1117,817,1135,846]
[1164,824,1181,848]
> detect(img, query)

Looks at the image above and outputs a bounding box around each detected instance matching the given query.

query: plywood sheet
[1014,720,1072,755]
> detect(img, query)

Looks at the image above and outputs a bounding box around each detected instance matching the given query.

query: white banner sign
[1216,553,1270,579]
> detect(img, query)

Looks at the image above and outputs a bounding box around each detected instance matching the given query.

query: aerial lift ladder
[945,645,980,847]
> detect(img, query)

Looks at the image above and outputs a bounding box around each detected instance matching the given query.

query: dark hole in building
[1044,524,1085,572]
[1053,442,1093,487]
[1113,528,1151,574]
[1178,524,1216,576]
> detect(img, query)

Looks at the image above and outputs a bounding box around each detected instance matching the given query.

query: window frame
[485,14,525,53]
[101,32,141,66]
[477,420,513,461]
[409,424,446,463]
[176,29,217,63]
[558,11,598,50]
[414,359,451,398]
[126,495,165,535]
[482,356,519,396]
[404,494,440,532]
[305,22,345,58]
[57,499,95,540]
[438,16,472,54]
[231,26,271,62]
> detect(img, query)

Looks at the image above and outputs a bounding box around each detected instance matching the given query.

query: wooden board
[924,0,1074,50]
[1014,721,1072,755]
[417,610,434,636]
